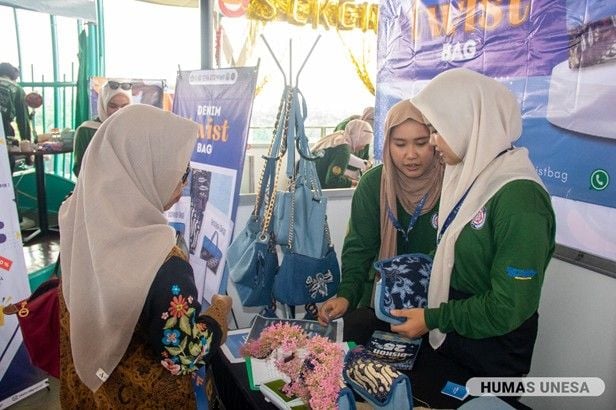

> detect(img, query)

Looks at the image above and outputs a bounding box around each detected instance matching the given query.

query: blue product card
[441,381,469,401]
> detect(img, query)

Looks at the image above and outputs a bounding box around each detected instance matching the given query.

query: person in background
[72,80,133,176]
[359,106,374,130]
[334,106,374,131]
[391,68,555,408]
[317,100,444,345]
[59,105,232,408]
[312,119,374,189]
[0,62,31,143]
[0,62,31,173]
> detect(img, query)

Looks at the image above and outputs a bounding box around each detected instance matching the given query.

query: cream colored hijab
[361,106,375,128]
[59,104,198,391]
[379,100,444,259]
[312,119,373,153]
[97,81,133,122]
[411,68,545,348]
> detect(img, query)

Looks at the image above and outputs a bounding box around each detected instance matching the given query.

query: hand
[317,297,349,326]
[389,308,429,339]
[351,179,359,188]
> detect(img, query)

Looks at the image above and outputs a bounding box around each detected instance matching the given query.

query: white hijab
[59,104,198,391]
[411,68,545,349]
[97,81,133,122]
[311,119,373,153]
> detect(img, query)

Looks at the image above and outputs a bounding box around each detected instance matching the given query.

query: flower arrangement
[241,322,345,410]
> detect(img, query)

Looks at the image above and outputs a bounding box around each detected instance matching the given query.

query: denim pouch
[343,346,412,410]
[373,253,432,325]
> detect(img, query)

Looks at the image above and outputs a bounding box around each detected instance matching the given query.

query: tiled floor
[22,231,60,273]
[8,232,61,409]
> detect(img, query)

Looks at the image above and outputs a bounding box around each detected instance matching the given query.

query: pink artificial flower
[241,323,345,410]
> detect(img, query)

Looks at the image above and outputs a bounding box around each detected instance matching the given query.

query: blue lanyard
[436,186,473,245]
[386,194,428,242]
[436,148,510,245]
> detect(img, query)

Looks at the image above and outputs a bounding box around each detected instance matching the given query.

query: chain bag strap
[228,87,292,306]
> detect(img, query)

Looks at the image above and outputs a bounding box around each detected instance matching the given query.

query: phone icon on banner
[590,169,609,191]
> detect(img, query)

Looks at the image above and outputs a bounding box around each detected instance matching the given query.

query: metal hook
[295,35,321,88]
[260,35,287,87]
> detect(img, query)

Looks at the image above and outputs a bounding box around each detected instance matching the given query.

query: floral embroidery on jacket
[159,285,213,375]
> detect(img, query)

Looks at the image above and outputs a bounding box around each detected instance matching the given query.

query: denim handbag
[273,243,340,305]
[273,181,327,258]
[373,253,432,325]
[200,230,222,272]
[233,235,279,307]
[343,346,413,410]
[228,88,291,307]
[271,88,340,305]
[272,88,327,259]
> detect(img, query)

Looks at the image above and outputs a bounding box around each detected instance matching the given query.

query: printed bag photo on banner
[201,230,222,272]
[228,88,292,306]
[373,253,432,325]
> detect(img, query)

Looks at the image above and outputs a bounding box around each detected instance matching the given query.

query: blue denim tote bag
[272,88,327,258]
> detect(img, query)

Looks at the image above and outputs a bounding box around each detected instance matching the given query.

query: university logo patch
[431,212,438,229]
[331,166,342,176]
[470,207,487,229]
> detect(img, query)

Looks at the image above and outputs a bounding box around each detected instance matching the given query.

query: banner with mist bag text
[374,0,616,262]
[167,67,258,304]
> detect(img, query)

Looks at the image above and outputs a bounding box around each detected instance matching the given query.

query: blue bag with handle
[272,88,340,305]
[228,89,291,306]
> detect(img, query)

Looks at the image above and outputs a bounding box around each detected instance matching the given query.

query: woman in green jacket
[312,119,374,189]
[392,68,555,408]
[72,80,133,176]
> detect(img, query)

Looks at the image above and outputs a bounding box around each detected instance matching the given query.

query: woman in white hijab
[72,80,133,176]
[59,105,232,408]
[312,119,374,188]
[390,69,555,407]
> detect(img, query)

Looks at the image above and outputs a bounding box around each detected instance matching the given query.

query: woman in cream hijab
[72,80,133,176]
[390,69,555,407]
[312,119,374,188]
[317,100,444,344]
[59,105,232,407]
